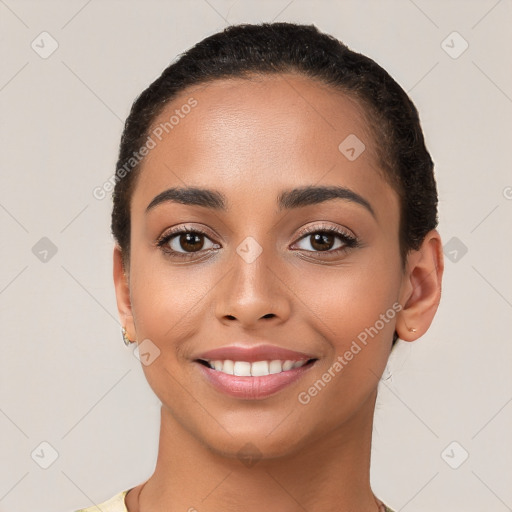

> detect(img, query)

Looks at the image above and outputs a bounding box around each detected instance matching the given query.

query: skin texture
[114,73,444,512]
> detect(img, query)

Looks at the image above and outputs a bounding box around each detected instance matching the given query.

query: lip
[195,359,317,400]
[194,344,316,363]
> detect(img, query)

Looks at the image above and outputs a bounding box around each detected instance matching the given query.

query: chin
[198,422,310,463]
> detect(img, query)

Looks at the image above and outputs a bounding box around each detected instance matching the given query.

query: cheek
[292,261,401,421]
[128,250,216,349]
[127,255,213,404]
[300,261,400,336]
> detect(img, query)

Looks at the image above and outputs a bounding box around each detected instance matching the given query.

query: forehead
[132,73,396,218]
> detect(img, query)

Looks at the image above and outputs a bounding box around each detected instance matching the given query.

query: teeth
[222,359,234,375]
[269,360,282,374]
[203,359,309,376]
[282,360,294,371]
[234,361,251,376]
[250,361,269,376]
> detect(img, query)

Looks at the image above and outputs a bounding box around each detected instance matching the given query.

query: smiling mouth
[195,358,317,377]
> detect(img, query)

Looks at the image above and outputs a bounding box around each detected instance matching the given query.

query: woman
[76,22,443,512]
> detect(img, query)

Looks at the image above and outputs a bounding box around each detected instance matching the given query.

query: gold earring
[408,327,417,333]
[122,327,134,346]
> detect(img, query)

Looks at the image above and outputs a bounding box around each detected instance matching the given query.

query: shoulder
[74,490,129,512]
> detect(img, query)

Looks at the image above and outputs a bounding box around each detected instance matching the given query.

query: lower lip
[195,360,316,400]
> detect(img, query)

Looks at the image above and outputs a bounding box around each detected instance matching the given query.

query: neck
[133,390,381,512]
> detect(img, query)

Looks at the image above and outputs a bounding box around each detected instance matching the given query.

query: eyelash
[155,223,359,261]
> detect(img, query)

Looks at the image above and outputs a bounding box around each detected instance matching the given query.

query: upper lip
[194,344,317,363]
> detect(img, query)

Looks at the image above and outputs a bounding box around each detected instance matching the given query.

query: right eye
[156,226,220,259]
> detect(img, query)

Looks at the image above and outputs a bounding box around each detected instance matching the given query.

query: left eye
[293,230,356,252]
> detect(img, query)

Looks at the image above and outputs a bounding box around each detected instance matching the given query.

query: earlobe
[396,230,444,342]
[113,246,136,341]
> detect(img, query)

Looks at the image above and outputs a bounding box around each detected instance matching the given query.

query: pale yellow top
[74,489,395,511]
[75,490,129,512]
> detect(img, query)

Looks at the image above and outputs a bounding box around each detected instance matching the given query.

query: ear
[113,245,136,342]
[396,230,444,342]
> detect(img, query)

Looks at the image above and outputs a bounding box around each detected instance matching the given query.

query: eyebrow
[146,185,375,217]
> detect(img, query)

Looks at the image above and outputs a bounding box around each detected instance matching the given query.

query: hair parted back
[112,21,438,270]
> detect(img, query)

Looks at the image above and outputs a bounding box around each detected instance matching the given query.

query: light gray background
[1,1,511,511]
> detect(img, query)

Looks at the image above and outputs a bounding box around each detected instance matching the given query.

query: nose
[214,241,291,329]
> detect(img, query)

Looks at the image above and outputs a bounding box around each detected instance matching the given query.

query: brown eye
[309,232,336,251]
[157,227,220,257]
[295,230,349,253]
[176,232,205,252]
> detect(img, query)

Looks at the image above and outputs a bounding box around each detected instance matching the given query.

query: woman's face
[119,73,408,458]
